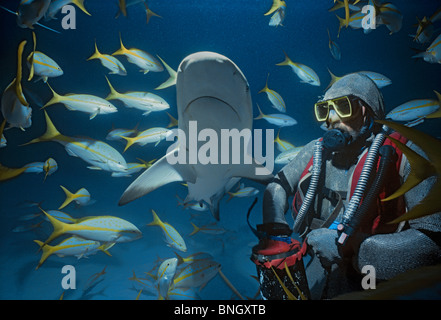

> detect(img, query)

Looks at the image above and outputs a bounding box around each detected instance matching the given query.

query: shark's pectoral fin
[229,162,274,185]
[118,148,196,206]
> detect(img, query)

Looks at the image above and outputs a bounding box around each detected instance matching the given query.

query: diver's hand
[306,228,342,269]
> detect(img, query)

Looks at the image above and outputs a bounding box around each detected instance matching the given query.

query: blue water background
[0,0,440,300]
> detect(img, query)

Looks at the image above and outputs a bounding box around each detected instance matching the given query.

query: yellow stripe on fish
[41,209,142,245]
[21,111,128,173]
[276,51,320,86]
[42,83,117,119]
[254,104,297,127]
[87,40,126,75]
[112,33,163,73]
[27,32,63,82]
[173,260,220,288]
[428,37,441,51]
[147,210,187,252]
[120,127,171,152]
[33,56,60,70]
[104,76,169,113]
[34,236,108,270]
[259,74,286,112]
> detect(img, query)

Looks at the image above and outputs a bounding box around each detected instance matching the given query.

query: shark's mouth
[185,96,240,120]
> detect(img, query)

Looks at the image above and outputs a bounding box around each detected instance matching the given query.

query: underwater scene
[0,0,441,302]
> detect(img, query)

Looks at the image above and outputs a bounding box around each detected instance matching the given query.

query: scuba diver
[251,73,441,299]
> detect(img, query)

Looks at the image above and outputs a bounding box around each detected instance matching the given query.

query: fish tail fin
[16,40,29,106]
[326,68,341,91]
[274,128,281,144]
[119,135,136,153]
[435,90,441,105]
[104,76,121,100]
[98,244,113,256]
[145,4,162,24]
[87,39,102,61]
[226,192,235,202]
[275,51,293,67]
[20,111,61,146]
[166,112,178,128]
[58,185,76,210]
[259,73,270,94]
[136,157,155,168]
[328,1,344,12]
[147,209,162,227]
[254,104,265,120]
[118,0,127,17]
[34,240,53,270]
[71,0,91,16]
[40,208,68,246]
[43,170,49,183]
[174,251,185,265]
[189,222,200,236]
[264,0,283,16]
[112,33,128,56]
[175,194,184,207]
[27,32,37,81]
[343,0,350,27]
[146,7,162,19]
[335,14,345,37]
[42,82,63,109]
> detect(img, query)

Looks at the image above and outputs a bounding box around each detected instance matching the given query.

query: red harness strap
[365,132,408,234]
[253,239,308,270]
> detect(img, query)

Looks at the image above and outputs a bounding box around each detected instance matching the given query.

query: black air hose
[338,145,396,243]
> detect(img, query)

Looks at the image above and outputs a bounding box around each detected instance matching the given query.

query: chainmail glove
[306,228,342,269]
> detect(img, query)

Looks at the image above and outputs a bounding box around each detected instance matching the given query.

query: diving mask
[314,95,359,122]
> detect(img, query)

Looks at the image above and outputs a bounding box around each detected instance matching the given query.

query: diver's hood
[324,73,385,120]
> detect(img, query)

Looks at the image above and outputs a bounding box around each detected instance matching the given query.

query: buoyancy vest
[292,131,408,235]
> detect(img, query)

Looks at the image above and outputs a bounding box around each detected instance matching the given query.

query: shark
[119,51,273,219]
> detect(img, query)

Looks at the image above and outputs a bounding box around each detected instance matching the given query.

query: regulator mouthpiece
[323,129,351,152]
